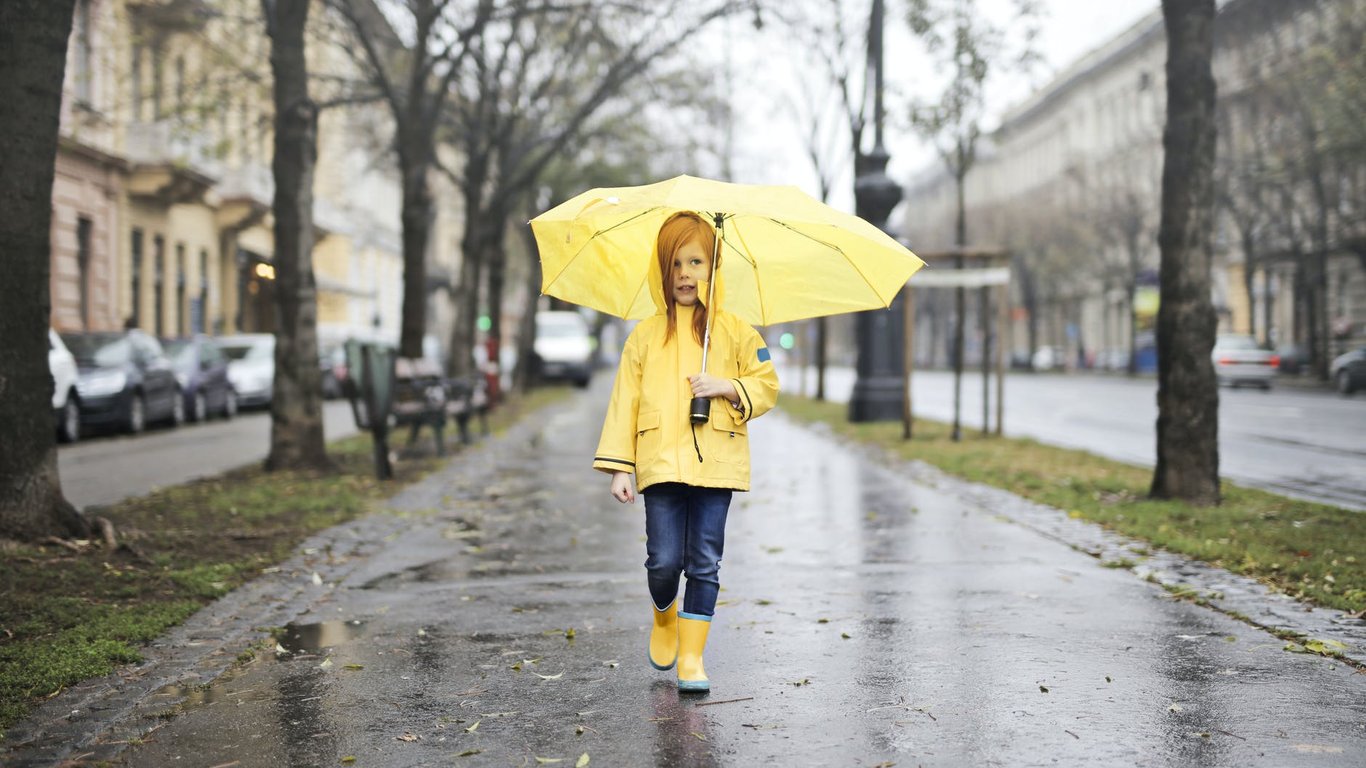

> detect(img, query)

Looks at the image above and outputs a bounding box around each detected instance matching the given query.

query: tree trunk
[514,221,541,393]
[1150,0,1220,506]
[399,154,432,359]
[484,206,509,378]
[0,0,90,541]
[815,316,827,400]
[265,0,330,472]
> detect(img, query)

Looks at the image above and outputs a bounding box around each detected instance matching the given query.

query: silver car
[1212,334,1276,390]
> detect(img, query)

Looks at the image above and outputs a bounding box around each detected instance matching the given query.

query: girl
[593,211,780,692]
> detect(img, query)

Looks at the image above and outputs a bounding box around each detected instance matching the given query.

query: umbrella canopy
[531,175,925,326]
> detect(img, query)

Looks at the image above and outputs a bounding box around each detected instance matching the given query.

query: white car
[534,311,594,388]
[1212,334,1276,390]
[49,329,80,442]
[219,333,276,407]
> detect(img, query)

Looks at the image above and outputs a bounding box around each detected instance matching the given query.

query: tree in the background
[1151,0,1220,505]
[331,0,495,359]
[778,0,876,400]
[0,0,90,540]
[262,0,331,471]
[444,1,755,380]
[1091,146,1160,375]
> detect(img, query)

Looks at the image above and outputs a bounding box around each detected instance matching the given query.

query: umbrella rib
[541,207,662,304]
[761,217,888,306]
[722,217,768,324]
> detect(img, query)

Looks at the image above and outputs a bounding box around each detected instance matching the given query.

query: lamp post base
[848,374,904,422]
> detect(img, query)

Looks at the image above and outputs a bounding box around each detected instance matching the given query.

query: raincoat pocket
[708,414,748,463]
[636,409,662,464]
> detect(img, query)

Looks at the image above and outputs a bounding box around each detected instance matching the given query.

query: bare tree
[0,0,91,541]
[332,0,495,359]
[1151,0,1220,505]
[905,0,1039,438]
[443,1,756,379]
[1091,148,1160,374]
[262,0,331,470]
[777,0,873,400]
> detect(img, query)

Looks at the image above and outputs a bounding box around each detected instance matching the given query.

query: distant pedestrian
[594,211,780,693]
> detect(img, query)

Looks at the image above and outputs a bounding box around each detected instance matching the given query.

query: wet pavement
[10,382,1366,766]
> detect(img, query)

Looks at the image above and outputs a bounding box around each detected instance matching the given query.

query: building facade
[901,0,1365,373]
[49,0,454,358]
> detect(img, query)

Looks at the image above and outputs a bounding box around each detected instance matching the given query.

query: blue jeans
[643,483,732,617]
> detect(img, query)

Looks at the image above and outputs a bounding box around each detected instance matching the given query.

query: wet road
[99,382,1365,767]
[784,365,1366,511]
[56,400,357,510]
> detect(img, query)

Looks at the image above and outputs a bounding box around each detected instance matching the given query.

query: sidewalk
[7,384,1365,766]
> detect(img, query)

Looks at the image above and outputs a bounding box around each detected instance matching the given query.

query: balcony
[125,120,219,204]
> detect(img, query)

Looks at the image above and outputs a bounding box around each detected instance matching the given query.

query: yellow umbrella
[531,174,925,326]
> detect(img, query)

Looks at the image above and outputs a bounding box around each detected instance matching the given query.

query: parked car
[1330,346,1366,395]
[1031,346,1063,372]
[1211,334,1277,390]
[219,333,275,408]
[62,330,183,433]
[533,311,593,387]
[164,335,238,421]
[49,329,80,443]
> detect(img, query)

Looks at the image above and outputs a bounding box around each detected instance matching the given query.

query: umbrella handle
[690,213,725,425]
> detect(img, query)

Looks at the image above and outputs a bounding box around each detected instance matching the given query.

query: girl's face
[672,238,711,307]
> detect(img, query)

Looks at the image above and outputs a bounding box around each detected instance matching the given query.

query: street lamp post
[848,0,906,422]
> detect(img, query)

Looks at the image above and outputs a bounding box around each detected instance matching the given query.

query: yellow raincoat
[593,261,779,492]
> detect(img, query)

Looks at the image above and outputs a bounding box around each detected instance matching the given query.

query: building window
[175,55,186,117]
[130,228,143,327]
[131,44,143,121]
[154,235,165,337]
[151,44,164,119]
[198,248,209,334]
[77,217,93,330]
[176,242,187,337]
[73,0,93,105]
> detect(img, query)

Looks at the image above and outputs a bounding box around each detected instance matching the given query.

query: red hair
[656,212,717,345]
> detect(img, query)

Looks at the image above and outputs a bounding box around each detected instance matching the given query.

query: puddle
[276,619,368,654]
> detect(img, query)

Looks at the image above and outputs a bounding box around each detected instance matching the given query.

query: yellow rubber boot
[649,600,678,671]
[676,614,712,692]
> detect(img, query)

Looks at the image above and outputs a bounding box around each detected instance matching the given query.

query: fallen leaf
[319,658,334,670]
[1302,638,1348,656]
[312,572,324,586]
[396,732,420,742]
[1168,704,1184,713]
[841,632,851,640]
[510,661,523,671]
[275,643,290,655]
[1105,676,1112,683]
[816,618,829,624]
[456,749,483,757]
[534,758,564,764]
[340,758,356,765]
[690,732,706,741]
[465,720,481,733]
[565,628,577,640]
[790,678,810,687]
[576,754,590,767]
[534,671,565,680]
[343,664,364,671]
[1039,685,1049,693]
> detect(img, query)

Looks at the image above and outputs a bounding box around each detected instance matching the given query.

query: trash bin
[343,338,397,479]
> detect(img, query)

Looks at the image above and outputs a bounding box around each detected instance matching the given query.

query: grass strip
[0,387,571,739]
[779,395,1365,615]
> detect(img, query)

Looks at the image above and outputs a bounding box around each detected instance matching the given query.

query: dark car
[62,330,183,434]
[1331,346,1366,395]
[164,335,238,421]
